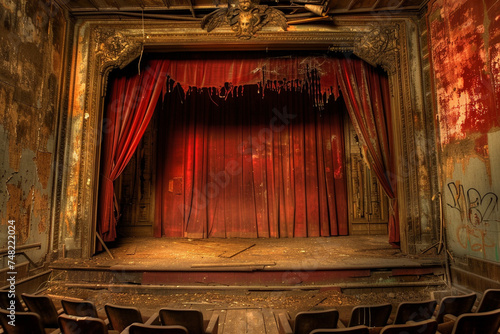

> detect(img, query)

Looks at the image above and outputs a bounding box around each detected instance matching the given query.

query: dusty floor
[57,235,441,270]
[48,235,446,324]
[46,284,442,324]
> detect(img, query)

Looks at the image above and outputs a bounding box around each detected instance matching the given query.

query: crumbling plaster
[429,0,500,262]
[0,0,67,264]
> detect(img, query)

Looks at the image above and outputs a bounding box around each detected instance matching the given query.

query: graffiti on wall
[447,182,499,257]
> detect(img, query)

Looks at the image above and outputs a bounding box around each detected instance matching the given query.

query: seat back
[105,303,144,332]
[294,309,339,334]
[348,303,392,327]
[0,290,24,312]
[435,293,476,323]
[129,323,189,334]
[310,325,370,333]
[58,314,108,334]
[21,293,60,328]
[393,299,437,324]
[380,319,438,334]
[476,289,500,313]
[451,308,500,334]
[0,308,45,334]
[159,308,205,334]
[61,298,99,317]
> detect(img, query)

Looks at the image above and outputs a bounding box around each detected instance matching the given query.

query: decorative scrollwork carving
[94,28,142,72]
[353,23,399,74]
[201,0,287,39]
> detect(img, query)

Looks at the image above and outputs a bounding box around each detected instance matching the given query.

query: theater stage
[50,236,445,291]
[92,235,436,269]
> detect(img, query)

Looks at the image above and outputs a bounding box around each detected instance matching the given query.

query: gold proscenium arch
[57,18,438,258]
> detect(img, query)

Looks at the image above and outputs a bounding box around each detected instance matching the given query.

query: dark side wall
[0,0,68,264]
[427,0,500,290]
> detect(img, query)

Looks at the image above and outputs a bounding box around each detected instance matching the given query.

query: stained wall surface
[428,0,500,265]
[0,0,67,263]
[3,0,499,289]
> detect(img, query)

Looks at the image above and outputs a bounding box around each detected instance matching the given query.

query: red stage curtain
[154,83,348,238]
[334,58,399,244]
[99,55,398,244]
[98,60,170,241]
[165,55,335,94]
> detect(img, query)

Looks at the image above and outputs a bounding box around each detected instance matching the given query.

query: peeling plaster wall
[60,22,89,258]
[428,0,500,278]
[407,17,439,250]
[0,0,67,264]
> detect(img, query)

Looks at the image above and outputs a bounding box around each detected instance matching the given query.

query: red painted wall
[428,0,500,263]
[429,0,500,147]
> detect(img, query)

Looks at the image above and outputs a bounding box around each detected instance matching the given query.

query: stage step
[49,263,446,294]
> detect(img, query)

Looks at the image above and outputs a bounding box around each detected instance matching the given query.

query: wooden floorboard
[262,308,281,334]
[224,309,248,333]
[217,310,227,333]
[211,308,282,333]
[246,309,265,334]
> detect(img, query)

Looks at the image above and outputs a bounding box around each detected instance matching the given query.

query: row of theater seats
[0,289,499,333]
[278,288,500,334]
[0,291,217,334]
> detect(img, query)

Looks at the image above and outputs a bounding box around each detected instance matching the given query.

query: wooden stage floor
[86,235,440,270]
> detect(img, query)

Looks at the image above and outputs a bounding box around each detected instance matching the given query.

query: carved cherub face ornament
[231,0,260,39]
[236,11,259,39]
[201,0,288,39]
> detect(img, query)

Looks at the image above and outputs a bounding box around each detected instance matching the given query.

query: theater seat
[0,308,47,334]
[277,309,339,334]
[105,303,148,333]
[449,308,500,334]
[58,314,109,334]
[434,293,476,323]
[346,303,392,327]
[21,293,62,331]
[379,319,437,334]
[310,326,370,334]
[393,299,437,324]
[126,323,189,334]
[158,308,219,334]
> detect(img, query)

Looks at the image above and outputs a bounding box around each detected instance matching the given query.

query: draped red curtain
[97,60,169,242]
[154,83,348,238]
[334,59,399,244]
[99,55,399,244]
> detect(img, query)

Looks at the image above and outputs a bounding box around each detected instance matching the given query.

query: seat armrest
[443,314,457,323]
[120,324,131,334]
[145,312,160,325]
[205,313,219,334]
[277,312,293,334]
[119,322,143,334]
[337,319,346,328]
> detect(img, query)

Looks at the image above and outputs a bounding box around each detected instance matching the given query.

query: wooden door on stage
[345,119,389,235]
[114,113,157,237]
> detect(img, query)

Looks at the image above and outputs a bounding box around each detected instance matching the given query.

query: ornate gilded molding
[353,23,400,75]
[58,18,437,257]
[93,28,142,73]
[201,0,287,39]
